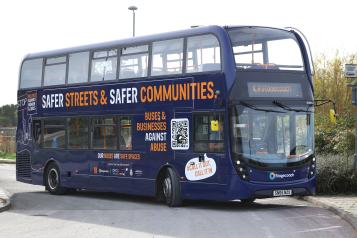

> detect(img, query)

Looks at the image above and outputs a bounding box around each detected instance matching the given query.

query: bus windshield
[229,27,304,71]
[230,104,313,166]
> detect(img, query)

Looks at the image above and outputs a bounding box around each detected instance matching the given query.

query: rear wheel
[45,163,67,195]
[162,168,182,207]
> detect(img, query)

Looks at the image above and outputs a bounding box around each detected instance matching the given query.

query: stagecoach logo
[269,172,295,181]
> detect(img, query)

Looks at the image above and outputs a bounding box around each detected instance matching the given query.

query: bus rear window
[20,59,43,89]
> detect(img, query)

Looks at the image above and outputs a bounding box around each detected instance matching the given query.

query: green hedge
[316,154,357,194]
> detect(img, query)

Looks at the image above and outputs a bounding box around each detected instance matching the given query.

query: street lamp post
[128,6,138,37]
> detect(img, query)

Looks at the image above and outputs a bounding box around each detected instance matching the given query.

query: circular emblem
[269,172,276,181]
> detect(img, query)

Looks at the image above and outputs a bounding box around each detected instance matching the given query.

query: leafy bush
[316,154,357,194]
[315,113,355,155]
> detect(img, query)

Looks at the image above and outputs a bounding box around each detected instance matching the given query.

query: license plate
[273,189,292,197]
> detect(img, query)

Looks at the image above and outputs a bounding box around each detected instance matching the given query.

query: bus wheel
[162,168,182,207]
[240,198,255,205]
[45,163,67,195]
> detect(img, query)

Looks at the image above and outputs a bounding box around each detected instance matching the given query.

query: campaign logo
[185,154,216,181]
[269,172,294,181]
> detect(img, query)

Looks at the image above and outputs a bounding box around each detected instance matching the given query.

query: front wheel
[162,168,182,207]
[45,163,67,195]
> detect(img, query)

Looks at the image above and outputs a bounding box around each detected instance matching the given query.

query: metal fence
[0,127,16,153]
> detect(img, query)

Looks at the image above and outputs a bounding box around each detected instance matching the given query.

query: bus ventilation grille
[16,151,31,179]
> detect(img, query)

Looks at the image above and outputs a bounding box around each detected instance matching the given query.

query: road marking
[272,214,338,220]
[295,225,342,233]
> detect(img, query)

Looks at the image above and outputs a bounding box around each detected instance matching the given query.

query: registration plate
[273,189,292,197]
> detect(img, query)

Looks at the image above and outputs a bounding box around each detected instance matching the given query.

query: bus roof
[25,25,232,60]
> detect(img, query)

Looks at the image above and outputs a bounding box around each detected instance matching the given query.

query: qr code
[171,118,189,150]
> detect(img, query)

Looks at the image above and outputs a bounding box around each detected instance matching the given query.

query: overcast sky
[1,0,356,106]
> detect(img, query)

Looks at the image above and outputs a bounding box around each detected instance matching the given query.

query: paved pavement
[0,163,357,237]
[0,188,10,212]
[302,195,357,231]
[0,158,15,164]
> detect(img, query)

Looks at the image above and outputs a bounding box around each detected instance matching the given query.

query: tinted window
[119,117,132,150]
[92,117,117,149]
[194,114,224,152]
[43,118,65,148]
[20,59,43,89]
[44,56,67,86]
[151,38,183,76]
[68,118,89,149]
[186,35,221,73]
[119,45,148,79]
[32,119,42,145]
[91,49,117,82]
[68,52,89,84]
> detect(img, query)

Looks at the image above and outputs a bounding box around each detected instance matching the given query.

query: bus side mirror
[211,120,219,132]
[329,109,337,124]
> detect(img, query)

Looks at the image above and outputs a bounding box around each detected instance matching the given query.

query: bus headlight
[233,158,249,181]
[308,157,316,178]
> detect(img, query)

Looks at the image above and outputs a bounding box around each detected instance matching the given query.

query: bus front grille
[16,151,31,179]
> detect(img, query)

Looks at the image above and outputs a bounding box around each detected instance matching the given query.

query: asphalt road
[0,164,356,238]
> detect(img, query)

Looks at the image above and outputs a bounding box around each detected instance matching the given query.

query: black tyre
[45,163,67,195]
[240,198,255,205]
[162,168,182,207]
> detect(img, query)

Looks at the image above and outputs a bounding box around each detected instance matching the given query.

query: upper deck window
[229,27,304,71]
[119,45,148,79]
[186,34,221,73]
[68,51,89,84]
[20,58,43,89]
[91,49,117,82]
[151,38,184,76]
[44,56,67,86]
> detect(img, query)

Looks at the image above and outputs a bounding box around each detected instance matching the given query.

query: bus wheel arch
[43,160,67,195]
[156,165,182,207]
[43,159,57,186]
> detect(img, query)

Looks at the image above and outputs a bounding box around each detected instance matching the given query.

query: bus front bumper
[227,175,316,200]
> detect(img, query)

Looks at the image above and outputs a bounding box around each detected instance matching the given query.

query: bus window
[186,34,221,73]
[68,52,89,84]
[44,56,67,86]
[68,117,89,149]
[43,118,65,149]
[32,119,42,146]
[20,58,43,89]
[194,114,224,152]
[229,27,304,71]
[119,45,148,79]
[91,49,117,82]
[119,116,132,150]
[92,116,118,150]
[151,38,183,76]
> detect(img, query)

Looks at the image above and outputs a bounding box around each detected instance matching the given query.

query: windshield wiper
[272,100,313,113]
[240,101,284,113]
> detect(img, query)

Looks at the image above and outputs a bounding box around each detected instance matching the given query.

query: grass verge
[0,151,16,160]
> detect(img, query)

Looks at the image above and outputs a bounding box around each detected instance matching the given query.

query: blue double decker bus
[16,25,315,206]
